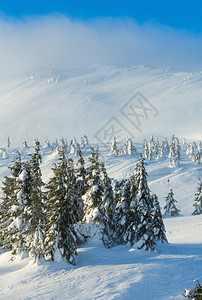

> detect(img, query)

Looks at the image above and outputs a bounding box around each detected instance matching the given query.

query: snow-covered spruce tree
[159,141,166,158]
[148,142,153,160]
[26,142,46,263]
[0,152,22,252]
[135,156,156,251]
[168,135,179,166]
[83,135,89,145]
[192,178,202,215]
[113,179,127,245]
[143,139,149,159]
[194,150,201,165]
[125,173,138,247]
[45,149,78,264]
[153,140,160,159]
[76,144,87,198]
[110,136,119,156]
[22,141,28,148]
[151,194,168,244]
[100,162,116,248]
[164,189,180,216]
[67,157,84,224]
[123,138,137,156]
[174,136,181,166]
[69,138,80,156]
[60,138,67,153]
[163,137,170,154]
[7,137,11,148]
[82,147,104,225]
[198,141,202,155]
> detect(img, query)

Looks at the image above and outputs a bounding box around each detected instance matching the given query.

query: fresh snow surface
[0,65,201,147]
[0,140,201,299]
[0,215,202,300]
[0,65,201,299]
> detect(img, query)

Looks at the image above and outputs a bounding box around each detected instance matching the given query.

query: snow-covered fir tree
[168,135,181,166]
[174,136,181,166]
[83,135,89,145]
[113,179,128,245]
[83,147,104,225]
[194,150,201,165]
[125,173,138,247]
[7,137,11,148]
[76,144,87,198]
[151,194,167,244]
[143,139,149,159]
[159,141,166,158]
[198,141,202,155]
[153,140,160,159]
[100,162,116,248]
[26,142,46,263]
[0,152,22,253]
[44,140,50,148]
[22,141,28,148]
[192,178,202,215]
[135,156,156,251]
[123,138,137,156]
[110,136,119,156]
[45,149,79,264]
[163,137,170,154]
[148,141,153,160]
[164,189,180,216]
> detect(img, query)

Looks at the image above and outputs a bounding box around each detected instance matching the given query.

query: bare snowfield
[0,215,201,300]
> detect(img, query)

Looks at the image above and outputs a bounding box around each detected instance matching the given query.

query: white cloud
[0,15,202,77]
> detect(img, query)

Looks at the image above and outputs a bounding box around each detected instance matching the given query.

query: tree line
[0,140,201,265]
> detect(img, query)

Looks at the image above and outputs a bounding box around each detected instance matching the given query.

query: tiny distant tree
[83,135,89,145]
[124,138,137,156]
[153,140,159,159]
[44,140,51,148]
[148,142,153,160]
[164,138,170,154]
[194,150,201,165]
[192,178,202,215]
[143,139,149,159]
[22,141,28,148]
[164,189,180,216]
[7,137,11,148]
[198,141,202,155]
[159,141,166,158]
[110,136,119,156]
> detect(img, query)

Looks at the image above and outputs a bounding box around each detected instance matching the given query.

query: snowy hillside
[0,65,201,300]
[0,65,201,147]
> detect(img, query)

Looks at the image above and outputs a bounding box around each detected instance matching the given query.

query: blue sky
[0,0,202,76]
[0,0,201,33]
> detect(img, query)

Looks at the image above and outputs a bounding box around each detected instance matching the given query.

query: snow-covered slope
[0,65,201,147]
[0,215,202,300]
[0,65,201,299]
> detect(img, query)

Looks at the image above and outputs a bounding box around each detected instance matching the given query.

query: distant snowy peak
[0,65,201,147]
